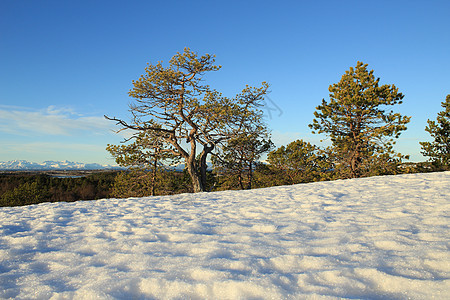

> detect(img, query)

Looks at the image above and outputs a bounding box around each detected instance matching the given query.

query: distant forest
[0,162,445,208]
[0,172,117,207]
[0,169,206,207]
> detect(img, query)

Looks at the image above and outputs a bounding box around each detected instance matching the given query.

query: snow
[0,172,449,299]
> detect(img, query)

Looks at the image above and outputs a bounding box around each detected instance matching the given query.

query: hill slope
[0,172,449,299]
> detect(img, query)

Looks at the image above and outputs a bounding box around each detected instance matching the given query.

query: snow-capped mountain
[0,160,118,170]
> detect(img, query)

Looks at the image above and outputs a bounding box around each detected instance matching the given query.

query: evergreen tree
[310,61,410,178]
[267,139,329,183]
[110,169,158,198]
[106,130,174,196]
[420,94,450,168]
[0,181,49,207]
[106,48,269,192]
[213,130,273,190]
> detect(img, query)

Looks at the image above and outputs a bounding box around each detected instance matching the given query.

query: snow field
[0,172,449,299]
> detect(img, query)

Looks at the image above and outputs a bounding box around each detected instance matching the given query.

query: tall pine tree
[310,62,410,178]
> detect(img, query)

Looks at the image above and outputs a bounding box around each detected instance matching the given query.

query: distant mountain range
[0,160,213,171]
[0,160,121,171]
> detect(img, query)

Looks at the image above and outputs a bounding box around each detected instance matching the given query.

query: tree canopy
[309,61,410,178]
[213,130,273,190]
[106,48,269,192]
[106,130,175,196]
[267,139,328,183]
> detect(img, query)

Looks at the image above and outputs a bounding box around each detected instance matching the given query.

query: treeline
[0,172,116,207]
[0,170,213,207]
[0,159,445,207]
[110,153,446,199]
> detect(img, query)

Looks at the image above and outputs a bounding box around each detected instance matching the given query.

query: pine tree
[420,94,450,168]
[267,139,329,184]
[213,130,273,190]
[106,130,175,196]
[106,48,269,192]
[110,170,158,198]
[0,182,49,207]
[310,62,410,178]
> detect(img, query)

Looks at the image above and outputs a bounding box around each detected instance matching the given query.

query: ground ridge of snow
[0,172,449,299]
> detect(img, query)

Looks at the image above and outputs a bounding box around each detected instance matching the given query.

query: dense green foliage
[0,170,215,207]
[213,131,273,190]
[420,94,450,168]
[106,131,177,196]
[110,169,196,197]
[267,140,332,184]
[0,172,117,207]
[310,61,410,178]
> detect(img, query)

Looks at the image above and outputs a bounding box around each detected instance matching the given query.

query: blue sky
[1,0,449,165]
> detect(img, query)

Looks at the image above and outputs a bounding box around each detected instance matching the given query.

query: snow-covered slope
[0,160,117,170]
[0,172,449,299]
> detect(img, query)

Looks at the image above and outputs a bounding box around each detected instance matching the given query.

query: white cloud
[0,105,133,164]
[45,105,81,116]
[0,105,114,136]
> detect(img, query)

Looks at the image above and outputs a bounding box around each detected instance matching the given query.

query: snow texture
[0,172,449,299]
